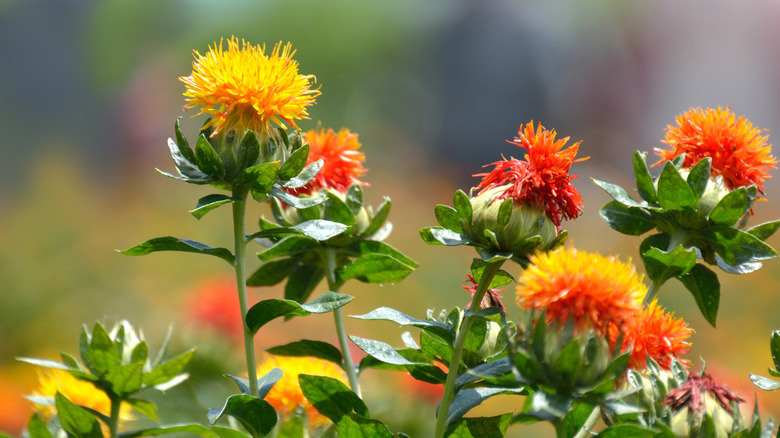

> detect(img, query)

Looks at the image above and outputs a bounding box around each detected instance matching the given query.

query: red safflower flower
[655,107,776,194]
[293,127,368,196]
[663,373,745,415]
[462,274,506,312]
[611,300,693,370]
[475,122,588,227]
[187,278,252,342]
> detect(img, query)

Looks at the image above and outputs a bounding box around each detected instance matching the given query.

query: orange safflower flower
[294,127,367,196]
[257,355,348,427]
[187,278,256,343]
[516,248,645,333]
[655,107,776,194]
[475,122,588,227]
[180,37,319,136]
[32,369,133,423]
[611,300,693,370]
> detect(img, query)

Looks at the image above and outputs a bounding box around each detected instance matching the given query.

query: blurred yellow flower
[32,368,132,423]
[257,355,348,427]
[516,247,645,333]
[180,37,320,136]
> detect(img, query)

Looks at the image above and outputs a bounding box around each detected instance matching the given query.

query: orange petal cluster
[294,127,368,196]
[655,107,776,193]
[516,248,645,333]
[33,369,133,423]
[475,122,588,227]
[180,37,319,135]
[256,355,349,427]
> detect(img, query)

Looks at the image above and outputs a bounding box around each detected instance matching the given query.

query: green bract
[594,151,780,326]
[420,188,566,266]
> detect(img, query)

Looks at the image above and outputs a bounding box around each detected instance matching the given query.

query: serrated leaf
[338,254,415,284]
[191,194,233,220]
[686,157,712,200]
[657,163,697,211]
[278,144,310,180]
[679,263,720,327]
[142,349,194,388]
[435,205,464,233]
[599,201,657,236]
[641,246,697,285]
[290,220,348,241]
[445,414,511,438]
[246,257,300,286]
[337,412,394,438]
[633,151,657,203]
[55,393,103,438]
[298,374,369,423]
[350,336,427,366]
[592,179,645,207]
[207,394,277,438]
[710,187,749,226]
[352,307,455,344]
[119,237,234,266]
[453,190,473,222]
[267,340,343,365]
[195,135,225,178]
[446,387,525,425]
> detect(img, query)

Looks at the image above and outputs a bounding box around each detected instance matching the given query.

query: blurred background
[3,0,780,436]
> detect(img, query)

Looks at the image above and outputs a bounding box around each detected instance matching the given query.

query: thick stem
[643,229,688,303]
[323,247,362,397]
[553,418,568,438]
[233,188,259,396]
[573,406,601,438]
[434,261,504,438]
[108,396,120,438]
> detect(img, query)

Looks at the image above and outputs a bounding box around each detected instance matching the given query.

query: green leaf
[771,330,780,372]
[55,392,103,438]
[657,162,697,211]
[454,357,513,389]
[679,263,720,327]
[346,184,363,214]
[435,205,464,233]
[174,118,196,163]
[26,413,53,438]
[496,198,513,228]
[278,160,323,190]
[564,402,597,438]
[211,426,253,438]
[246,299,312,334]
[126,398,158,421]
[17,357,74,371]
[592,179,645,207]
[247,257,300,286]
[350,336,427,366]
[271,186,328,209]
[237,130,260,170]
[595,425,657,437]
[453,190,473,223]
[337,413,394,438]
[266,340,343,365]
[119,424,226,438]
[747,220,780,241]
[257,235,319,262]
[420,331,453,365]
[290,220,348,241]
[238,162,280,194]
[599,201,656,236]
[686,157,712,200]
[300,291,354,313]
[446,387,525,425]
[364,197,391,237]
[278,144,309,180]
[207,394,277,438]
[106,362,144,396]
[298,374,369,422]
[346,241,418,269]
[641,245,697,285]
[750,374,780,391]
[699,226,778,265]
[420,227,471,246]
[284,262,324,304]
[470,259,514,289]
[338,254,415,284]
[633,151,657,203]
[86,322,119,376]
[276,416,304,438]
[119,237,234,266]
[191,194,233,220]
[445,414,511,438]
[142,349,195,388]
[195,134,225,178]
[324,190,356,226]
[523,391,572,422]
[351,307,455,344]
[710,187,749,225]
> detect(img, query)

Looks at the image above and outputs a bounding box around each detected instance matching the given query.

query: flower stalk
[434,260,504,438]
[109,395,120,438]
[233,187,259,396]
[573,406,601,438]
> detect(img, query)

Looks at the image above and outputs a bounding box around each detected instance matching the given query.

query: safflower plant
[13,37,780,438]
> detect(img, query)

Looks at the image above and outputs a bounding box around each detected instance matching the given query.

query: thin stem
[643,229,689,303]
[233,188,258,397]
[434,261,504,438]
[108,396,120,438]
[553,418,568,438]
[323,247,362,397]
[573,406,601,438]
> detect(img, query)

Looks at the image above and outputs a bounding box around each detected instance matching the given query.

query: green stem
[434,261,504,438]
[109,396,120,438]
[233,188,258,397]
[553,418,568,438]
[643,229,689,303]
[323,247,362,397]
[573,406,601,438]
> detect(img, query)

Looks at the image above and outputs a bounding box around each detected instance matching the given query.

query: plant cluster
[15,37,780,438]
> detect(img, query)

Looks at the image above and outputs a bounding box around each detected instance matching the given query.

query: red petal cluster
[294,127,367,196]
[475,122,588,227]
[462,274,506,312]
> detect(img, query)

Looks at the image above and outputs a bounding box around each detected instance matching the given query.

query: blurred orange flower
[516,248,645,333]
[656,107,776,193]
[257,355,348,427]
[294,127,367,196]
[32,368,132,423]
[611,300,693,370]
[180,37,319,135]
[188,278,252,342]
[475,122,588,227]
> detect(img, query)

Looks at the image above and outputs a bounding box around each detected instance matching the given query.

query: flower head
[475,122,588,227]
[180,37,319,136]
[32,369,133,422]
[664,373,745,415]
[655,107,776,194]
[611,300,693,370]
[516,248,645,333]
[187,278,252,342]
[295,127,367,196]
[462,274,506,312]
[256,355,348,427]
